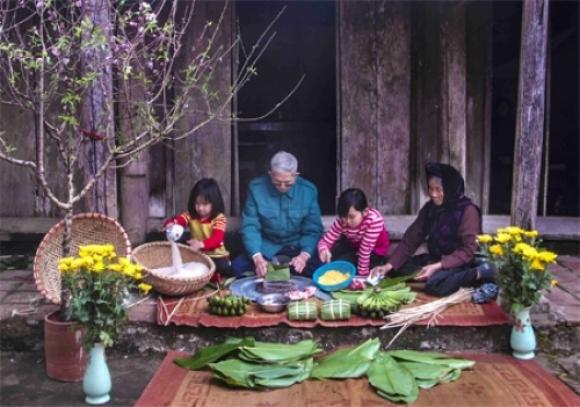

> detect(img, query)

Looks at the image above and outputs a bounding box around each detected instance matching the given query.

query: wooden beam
[172,0,233,217]
[2,215,579,242]
[411,2,443,212]
[78,0,117,217]
[339,1,411,214]
[376,1,412,214]
[440,1,467,176]
[511,0,550,229]
[465,2,492,212]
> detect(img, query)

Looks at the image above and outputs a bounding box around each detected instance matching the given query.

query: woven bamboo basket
[33,213,132,305]
[132,241,215,296]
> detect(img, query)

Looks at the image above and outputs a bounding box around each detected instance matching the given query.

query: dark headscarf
[423,163,480,259]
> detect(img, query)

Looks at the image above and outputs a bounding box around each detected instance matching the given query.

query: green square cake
[265,263,291,281]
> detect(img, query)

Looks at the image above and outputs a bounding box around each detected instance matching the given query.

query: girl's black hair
[337,188,368,218]
[187,178,225,219]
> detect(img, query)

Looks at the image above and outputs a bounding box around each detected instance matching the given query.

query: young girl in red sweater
[164,178,230,277]
[317,188,389,276]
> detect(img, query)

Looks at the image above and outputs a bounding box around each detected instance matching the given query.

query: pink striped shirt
[318,208,389,275]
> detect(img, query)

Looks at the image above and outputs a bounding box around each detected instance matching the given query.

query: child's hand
[319,249,332,263]
[187,239,204,252]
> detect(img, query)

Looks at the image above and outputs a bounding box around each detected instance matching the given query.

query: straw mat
[135,352,579,407]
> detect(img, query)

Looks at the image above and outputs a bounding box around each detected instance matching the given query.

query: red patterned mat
[157,290,509,328]
[135,352,580,407]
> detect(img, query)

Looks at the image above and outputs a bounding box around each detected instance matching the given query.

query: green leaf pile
[175,338,475,403]
[175,338,321,389]
[310,338,380,379]
[368,350,476,403]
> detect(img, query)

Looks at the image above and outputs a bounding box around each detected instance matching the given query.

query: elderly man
[231,151,324,278]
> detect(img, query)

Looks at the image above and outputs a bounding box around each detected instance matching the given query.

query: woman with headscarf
[370,163,495,297]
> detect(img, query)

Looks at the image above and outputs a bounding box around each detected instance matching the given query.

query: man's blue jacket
[241,175,324,259]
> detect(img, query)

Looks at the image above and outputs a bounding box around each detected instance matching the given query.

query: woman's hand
[416,262,442,281]
[370,263,393,279]
[253,254,268,277]
[289,252,309,274]
[187,239,204,252]
[319,249,332,263]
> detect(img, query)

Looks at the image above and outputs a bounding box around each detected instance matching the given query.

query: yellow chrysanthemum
[521,246,538,260]
[138,283,153,294]
[495,233,511,244]
[58,262,70,273]
[92,261,105,273]
[524,230,539,239]
[71,258,85,270]
[119,257,130,267]
[477,234,493,244]
[537,251,557,263]
[513,242,532,254]
[489,244,504,257]
[109,263,122,272]
[530,258,544,271]
[503,226,524,235]
[60,257,75,266]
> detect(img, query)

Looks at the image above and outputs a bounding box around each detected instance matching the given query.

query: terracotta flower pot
[44,310,88,382]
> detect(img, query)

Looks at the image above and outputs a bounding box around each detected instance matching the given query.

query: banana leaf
[254,358,314,388]
[387,350,476,370]
[310,338,380,379]
[368,353,418,404]
[209,359,310,389]
[399,361,453,380]
[379,272,418,288]
[331,290,366,302]
[174,337,255,370]
[377,386,419,404]
[239,340,321,364]
[440,368,462,383]
[415,378,439,389]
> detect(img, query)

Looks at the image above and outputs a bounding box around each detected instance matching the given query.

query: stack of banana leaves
[367,349,475,403]
[175,337,321,389]
[332,275,418,318]
[174,337,475,404]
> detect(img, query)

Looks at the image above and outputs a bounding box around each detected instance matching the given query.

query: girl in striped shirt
[164,178,231,278]
[317,188,390,276]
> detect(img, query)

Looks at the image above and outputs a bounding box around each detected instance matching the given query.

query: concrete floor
[1,350,164,407]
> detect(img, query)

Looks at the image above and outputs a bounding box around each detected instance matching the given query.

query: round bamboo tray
[132,241,215,296]
[33,213,132,304]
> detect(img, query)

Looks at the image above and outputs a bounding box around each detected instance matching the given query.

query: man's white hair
[270,151,298,173]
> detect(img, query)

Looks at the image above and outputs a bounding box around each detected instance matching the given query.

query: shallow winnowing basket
[132,241,215,296]
[33,213,132,305]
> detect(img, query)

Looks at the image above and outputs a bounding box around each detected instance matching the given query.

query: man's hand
[370,263,393,280]
[289,252,309,274]
[253,254,268,278]
[187,239,204,252]
[319,249,332,263]
[416,262,442,281]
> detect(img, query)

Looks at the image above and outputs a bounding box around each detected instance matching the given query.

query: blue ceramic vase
[82,343,111,404]
[510,307,536,360]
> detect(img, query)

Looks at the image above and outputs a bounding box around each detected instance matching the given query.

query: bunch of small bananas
[207,294,250,316]
[356,287,416,319]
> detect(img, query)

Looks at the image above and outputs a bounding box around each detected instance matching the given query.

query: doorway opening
[234,1,337,214]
